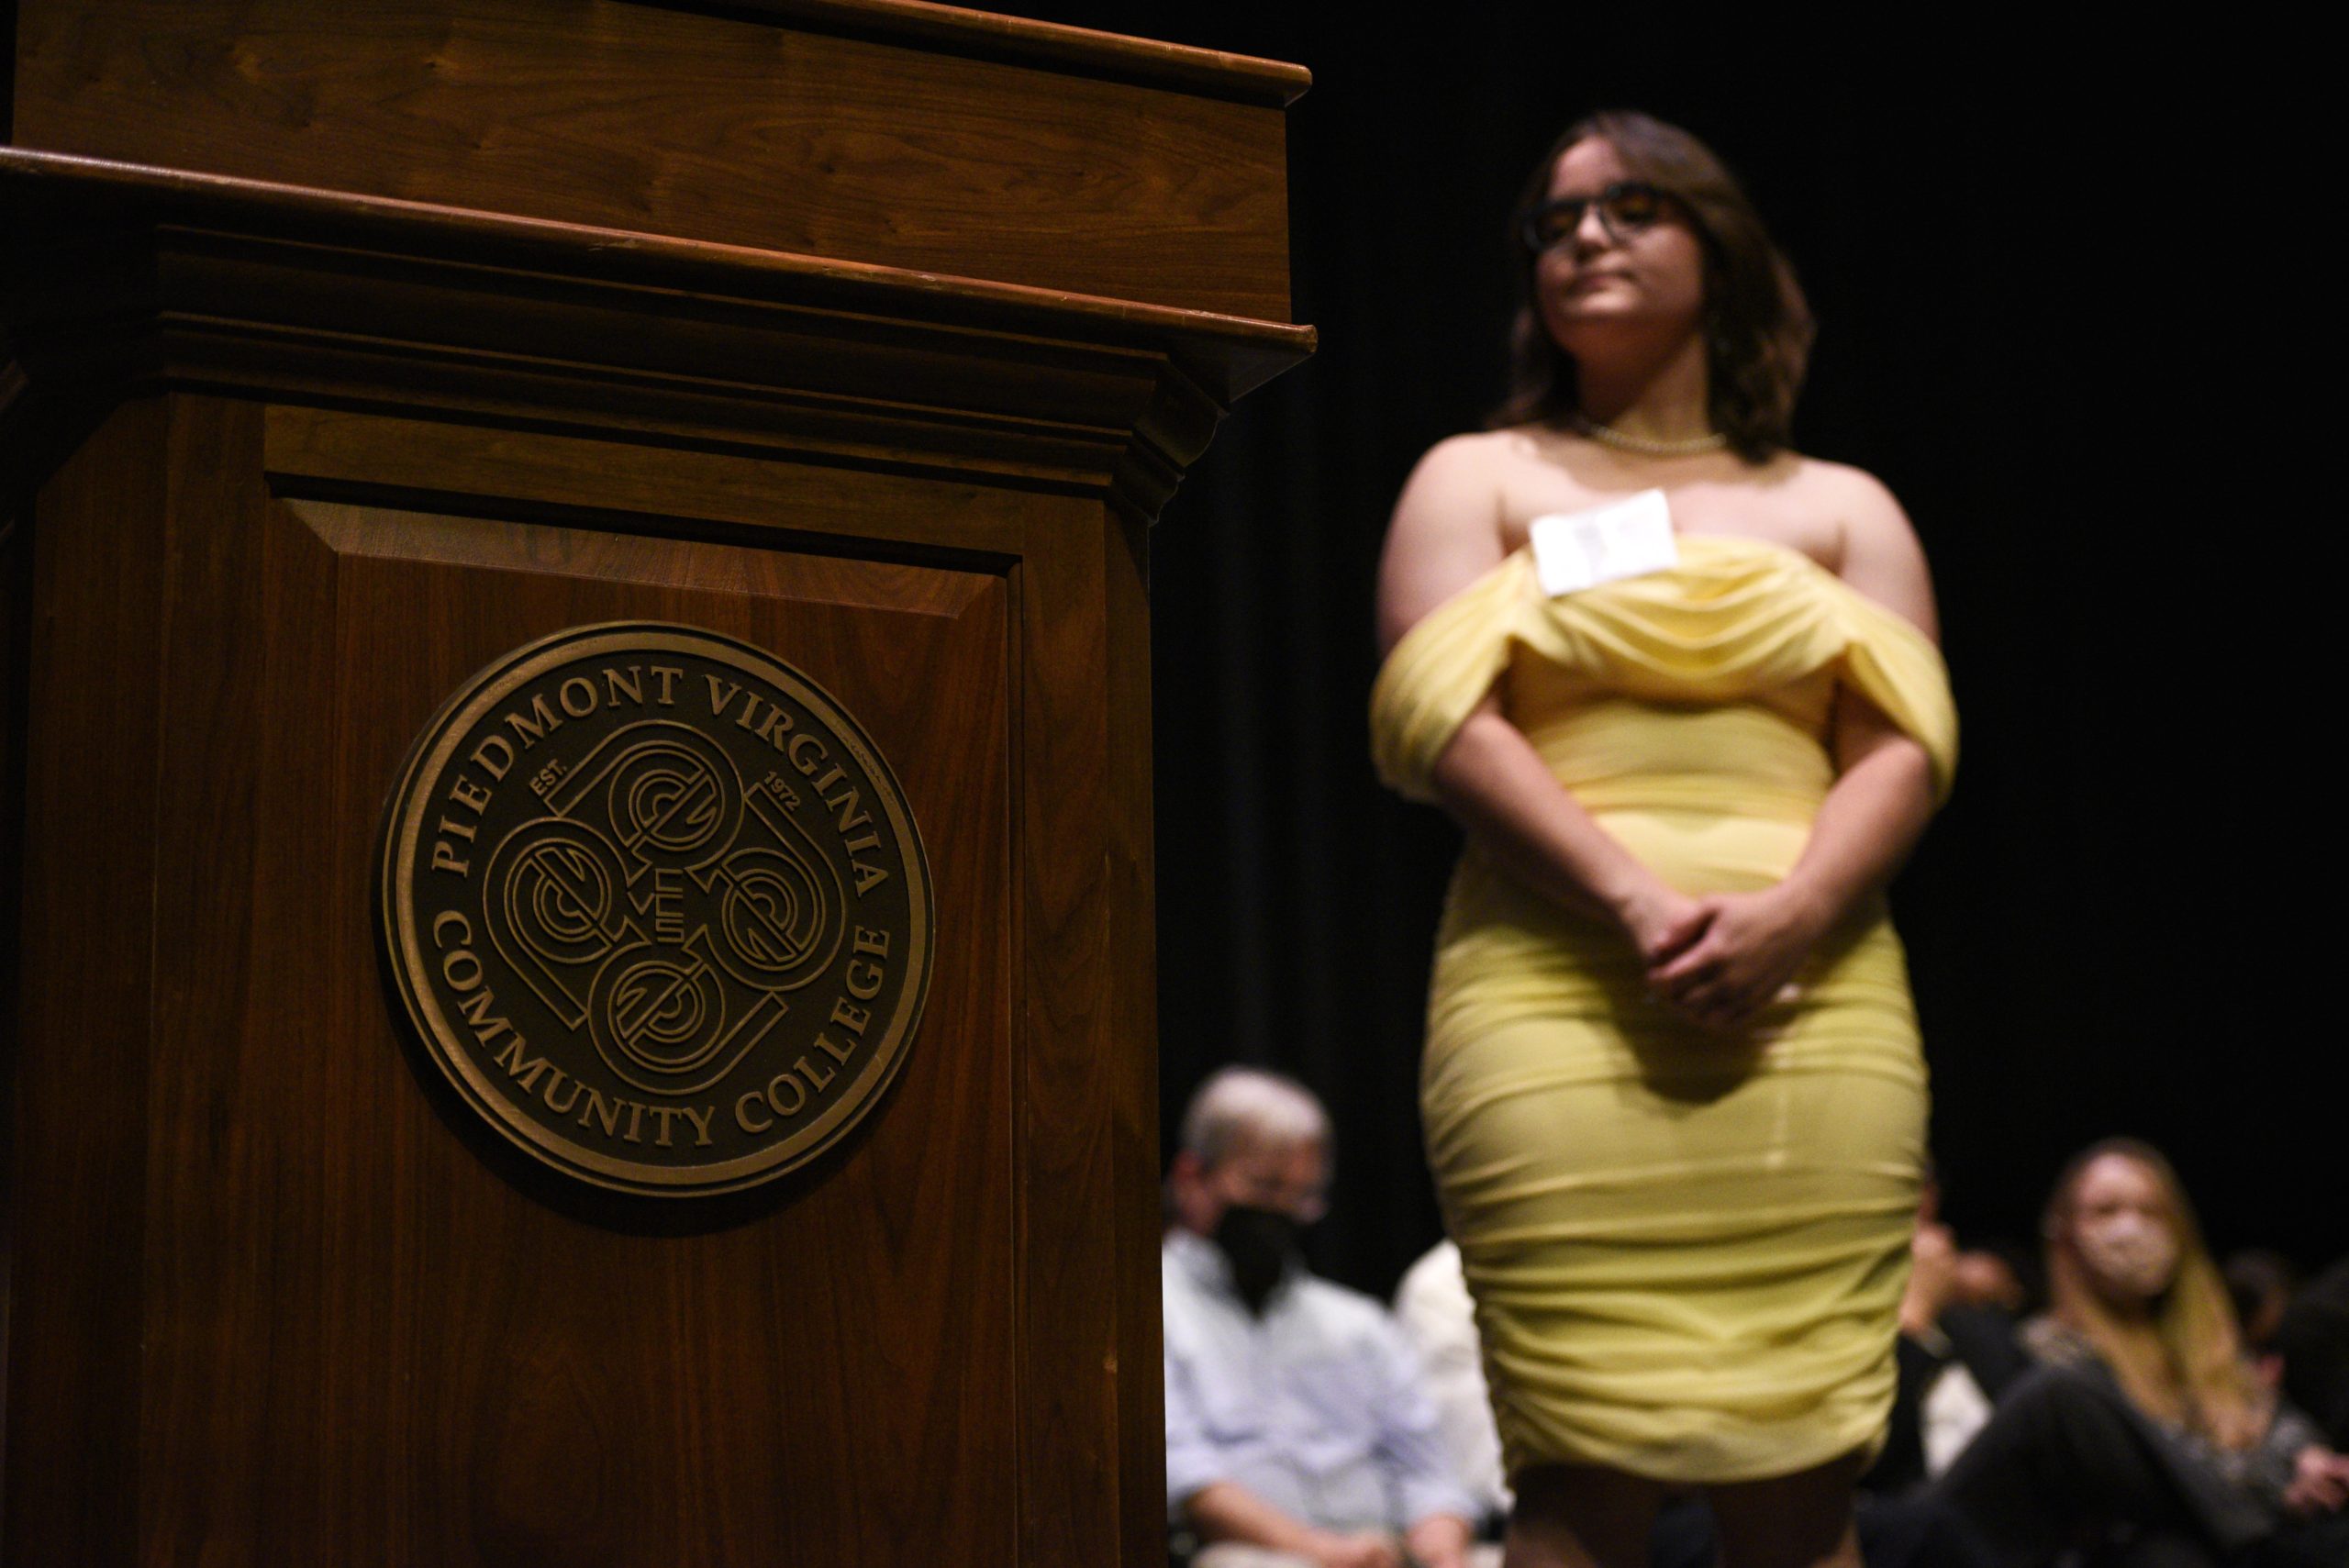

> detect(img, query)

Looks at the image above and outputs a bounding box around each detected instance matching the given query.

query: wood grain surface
[11,0,1298,320]
[253,407,1162,1563]
[3,398,170,1565]
[0,146,1312,525]
[6,396,1032,1564]
[2,10,1308,1551]
[692,0,1309,106]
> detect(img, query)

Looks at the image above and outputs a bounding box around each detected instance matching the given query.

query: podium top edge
[743,0,1313,106]
[0,147,1318,385]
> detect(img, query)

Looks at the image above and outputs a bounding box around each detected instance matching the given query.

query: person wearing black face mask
[1163,1068,1488,1568]
[1211,1203,1307,1317]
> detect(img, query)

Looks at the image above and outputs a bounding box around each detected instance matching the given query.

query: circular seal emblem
[379,622,932,1197]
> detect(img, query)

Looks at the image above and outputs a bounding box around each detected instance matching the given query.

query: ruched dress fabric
[1372,533,1957,1485]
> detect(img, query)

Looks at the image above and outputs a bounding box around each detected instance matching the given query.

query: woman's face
[1533,139,1708,352]
[2067,1153,2182,1305]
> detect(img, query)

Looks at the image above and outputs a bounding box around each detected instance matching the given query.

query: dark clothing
[1866,1306,2035,1496]
[2277,1260,2349,1451]
[1857,1494,2004,1568]
[2243,1510,2349,1568]
[1935,1358,2344,1568]
[1936,1363,2245,1567]
[1648,1493,1999,1568]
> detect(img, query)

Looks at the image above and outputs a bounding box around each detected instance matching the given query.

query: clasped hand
[1303,1520,1471,1568]
[2285,1444,2349,1516]
[1302,1529,1404,1568]
[1623,882,1829,1032]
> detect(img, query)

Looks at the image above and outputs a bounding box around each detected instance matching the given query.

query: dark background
[973,6,2333,1300]
[0,1,2321,1296]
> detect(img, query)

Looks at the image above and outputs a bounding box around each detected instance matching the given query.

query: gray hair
[1179,1067,1330,1170]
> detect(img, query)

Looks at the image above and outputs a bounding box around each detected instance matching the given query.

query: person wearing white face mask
[2070,1184,2183,1305]
[1934,1140,2349,1567]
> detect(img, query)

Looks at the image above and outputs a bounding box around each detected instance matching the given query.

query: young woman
[1373,112,1955,1568]
[1937,1141,2349,1566]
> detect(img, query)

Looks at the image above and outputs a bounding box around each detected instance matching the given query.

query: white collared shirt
[1163,1229,1475,1532]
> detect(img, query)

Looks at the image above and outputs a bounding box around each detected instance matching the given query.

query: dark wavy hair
[1490,111,1814,463]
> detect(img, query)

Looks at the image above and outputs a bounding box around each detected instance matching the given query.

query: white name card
[1529,489,1679,596]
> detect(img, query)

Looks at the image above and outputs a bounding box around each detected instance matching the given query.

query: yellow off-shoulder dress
[1371,533,1957,1485]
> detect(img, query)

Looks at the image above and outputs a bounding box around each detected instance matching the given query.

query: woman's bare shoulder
[1408,427,1542,481]
[1778,454,1910,529]
[1378,431,1530,651]
[1779,456,1936,633]
[1390,429,1532,540]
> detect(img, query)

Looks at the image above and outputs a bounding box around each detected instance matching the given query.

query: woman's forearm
[1635,697,1939,1028]
[1182,1482,1326,1553]
[1428,706,1666,929]
[1777,728,1936,932]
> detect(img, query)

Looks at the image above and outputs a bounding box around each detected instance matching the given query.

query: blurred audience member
[1393,1240,1511,1532]
[2276,1259,2349,1451]
[2226,1251,2303,1389]
[1866,1192,2032,1497]
[1935,1140,2349,1567]
[1951,1243,2034,1316]
[1163,1068,1486,1568]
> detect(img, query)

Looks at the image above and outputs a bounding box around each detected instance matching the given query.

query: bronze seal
[379,623,932,1197]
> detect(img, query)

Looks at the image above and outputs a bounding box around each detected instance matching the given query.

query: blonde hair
[2043,1139,2266,1450]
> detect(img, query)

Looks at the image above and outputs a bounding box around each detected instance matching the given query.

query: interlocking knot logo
[379,624,931,1196]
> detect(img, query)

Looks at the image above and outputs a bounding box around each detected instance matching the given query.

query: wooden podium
[0,5,1311,1563]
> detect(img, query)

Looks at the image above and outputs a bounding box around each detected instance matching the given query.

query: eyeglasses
[1518,182,1672,254]
[1216,1161,1330,1224]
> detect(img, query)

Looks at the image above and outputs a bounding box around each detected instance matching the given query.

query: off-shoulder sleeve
[1369,552,1538,803]
[1829,586,1960,806]
[1371,541,1957,808]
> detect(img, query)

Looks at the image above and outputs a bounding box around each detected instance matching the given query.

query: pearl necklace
[1569,412,1728,458]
